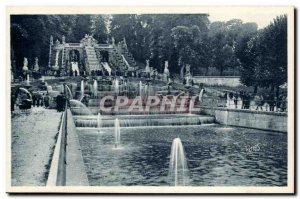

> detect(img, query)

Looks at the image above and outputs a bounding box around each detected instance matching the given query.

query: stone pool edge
[66,109,89,186]
[200,106,287,133]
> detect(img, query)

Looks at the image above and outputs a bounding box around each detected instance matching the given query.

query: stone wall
[201,107,287,132]
[193,76,241,87]
[66,109,89,186]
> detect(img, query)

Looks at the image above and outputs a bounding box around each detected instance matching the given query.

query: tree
[237,32,265,93]
[73,15,92,41]
[90,15,108,43]
[148,14,209,73]
[210,32,239,75]
[209,20,258,76]
[237,15,287,94]
[171,25,211,75]
[263,15,287,97]
[10,15,95,75]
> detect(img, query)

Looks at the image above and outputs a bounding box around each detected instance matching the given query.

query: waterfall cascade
[169,138,189,186]
[74,115,215,128]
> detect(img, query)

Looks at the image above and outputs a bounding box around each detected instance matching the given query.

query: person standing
[56,94,62,112]
[41,93,45,107]
[44,93,50,108]
[32,93,37,107]
[11,94,15,112]
[36,94,40,107]
[233,93,238,109]
[269,94,275,111]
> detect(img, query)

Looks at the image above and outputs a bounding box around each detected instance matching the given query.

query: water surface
[77,125,287,186]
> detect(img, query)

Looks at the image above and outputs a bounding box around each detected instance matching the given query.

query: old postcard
[6,6,294,194]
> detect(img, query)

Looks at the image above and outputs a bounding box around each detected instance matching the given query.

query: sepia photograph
[6,6,294,194]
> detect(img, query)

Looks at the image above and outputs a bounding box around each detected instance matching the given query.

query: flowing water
[115,79,119,94]
[199,89,204,102]
[80,80,84,99]
[97,113,102,128]
[70,99,92,115]
[93,80,98,98]
[115,118,121,148]
[73,115,215,128]
[139,81,143,97]
[26,74,30,85]
[169,138,189,186]
[65,85,73,99]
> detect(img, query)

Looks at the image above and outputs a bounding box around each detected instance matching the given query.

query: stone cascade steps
[85,47,101,71]
[72,114,215,128]
[119,42,137,69]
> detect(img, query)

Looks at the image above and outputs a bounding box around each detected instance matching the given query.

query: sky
[207,8,286,29]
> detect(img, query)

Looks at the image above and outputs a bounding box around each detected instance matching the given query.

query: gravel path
[11,107,62,186]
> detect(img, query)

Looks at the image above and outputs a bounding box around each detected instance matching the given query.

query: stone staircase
[109,46,126,72]
[109,39,137,73]
[85,47,101,73]
[118,41,137,70]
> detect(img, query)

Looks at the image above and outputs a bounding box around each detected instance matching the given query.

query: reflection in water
[77,125,287,186]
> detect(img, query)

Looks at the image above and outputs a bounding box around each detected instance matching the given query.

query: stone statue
[87,35,92,46]
[150,67,154,76]
[145,59,150,73]
[54,50,59,69]
[34,57,39,71]
[55,39,60,45]
[163,61,170,82]
[164,61,169,75]
[123,37,127,48]
[71,51,77,62]
[22,57,28,71]
[180,65,185,79]
[186,64,191,75]
[62,35,65,44]
[112,37,115,45]
[50,35,53,45]
[185,64,192,86]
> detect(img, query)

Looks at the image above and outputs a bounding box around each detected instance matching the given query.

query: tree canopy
[11,14,287,92]
[236,15,287,94]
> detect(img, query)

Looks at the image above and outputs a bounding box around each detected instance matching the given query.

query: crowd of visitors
[11,87,68,113]
[223,91,287,112]
[31,92,50,108]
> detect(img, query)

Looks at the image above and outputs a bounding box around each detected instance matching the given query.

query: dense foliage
[236,15,287,94]
[11,14,287,91]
